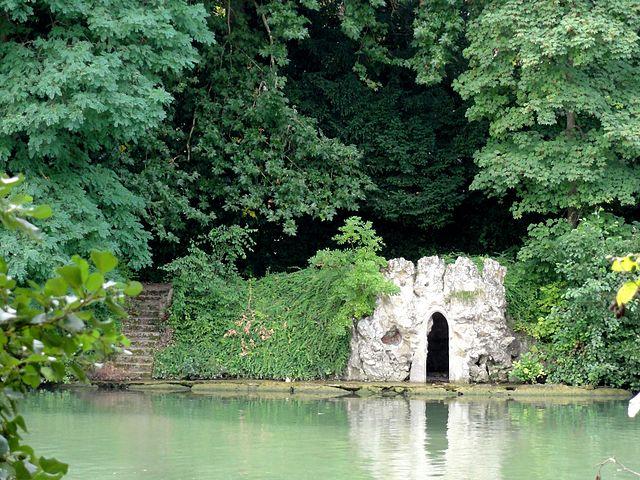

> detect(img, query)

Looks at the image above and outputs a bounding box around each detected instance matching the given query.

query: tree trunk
[565,110,579,228]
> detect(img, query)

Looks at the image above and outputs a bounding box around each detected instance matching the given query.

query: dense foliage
[0,0,213,280]
[3,0,640,392]
[417,0,640,225]
[0,174,140,479]
[154,218,397,380]
[511,214,640,389]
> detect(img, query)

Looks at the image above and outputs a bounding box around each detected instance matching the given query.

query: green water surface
[22,390,640,479]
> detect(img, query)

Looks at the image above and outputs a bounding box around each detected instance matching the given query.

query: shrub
[510,351,546,384]
[154,217,398,380]
[516,213,640,389]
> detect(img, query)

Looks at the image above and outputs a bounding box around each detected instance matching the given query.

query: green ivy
[154,217,397,380]
[510,350,546,384]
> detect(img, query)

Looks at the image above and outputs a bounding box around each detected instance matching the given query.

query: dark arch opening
[426,312,449,380]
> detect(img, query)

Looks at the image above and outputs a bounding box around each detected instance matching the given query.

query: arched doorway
[426,312,449,380]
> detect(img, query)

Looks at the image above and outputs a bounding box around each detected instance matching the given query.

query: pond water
[23,390,640,479]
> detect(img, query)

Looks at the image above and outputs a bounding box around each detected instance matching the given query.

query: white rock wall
[345,256,521,383]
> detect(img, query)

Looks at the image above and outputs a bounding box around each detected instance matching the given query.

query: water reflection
[347,398,438,478]
[23,390,639,480]
[344,396,639,480]
[345,397,510,479]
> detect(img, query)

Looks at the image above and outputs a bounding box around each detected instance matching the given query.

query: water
[23,390,640,479]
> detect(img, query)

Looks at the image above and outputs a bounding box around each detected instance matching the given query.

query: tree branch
[596,457,640,479]
[253,0,275,68]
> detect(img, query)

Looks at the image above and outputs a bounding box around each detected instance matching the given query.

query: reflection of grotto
[346,397,508,480]
[426,312,449,379]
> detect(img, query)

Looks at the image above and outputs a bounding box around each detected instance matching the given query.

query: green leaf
[616,281,639,307]
[14,415,26,432]
[57,265,82,290]
[90,251,118,274]
[44,277,67,296]
[39,457,68,475]
[70,363,87,382]
[22,366,40,389]
[10,194,32,206]
[85,272,104,293]
[27,204,52,220]
[72,256,90,283]
[40,367,56,382]
[105,297,127,317]
[0,258,6,275]
[0,434,8,456]
[124,281,143,297]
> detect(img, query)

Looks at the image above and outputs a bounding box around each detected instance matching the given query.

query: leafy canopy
[416,0,640,220]
[0,0,212,279]
[516,213,640,389]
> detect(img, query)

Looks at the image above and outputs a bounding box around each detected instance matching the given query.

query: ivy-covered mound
[154,218,397,380]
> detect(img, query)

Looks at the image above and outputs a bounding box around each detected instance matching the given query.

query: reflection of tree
[346,396,638,480]
[26,391,362,479]
[24,391,637,480]
[501,400,638,479]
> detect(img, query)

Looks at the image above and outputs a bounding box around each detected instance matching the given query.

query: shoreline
[72,379,632,399]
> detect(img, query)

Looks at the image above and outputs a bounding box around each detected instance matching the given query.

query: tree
[0,173,141,479]
[0,0,213,278]
[414,0,640,225]
[286,6,484,233]
[143,0,373,239]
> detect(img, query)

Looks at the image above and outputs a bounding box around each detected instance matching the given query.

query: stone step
[133,294,170,302]
[114,361,154,370]
[98,282,171,381]
[124,346,158,354]
[130,297,167,303]
[117,357,154,366]
[114,370,153,379]
[121,332,162,340]
[129,305,166,311]
[126,317,162,325]
[136,291,171,298]
[137,294,170,299]
[126,317,165,325]
[128,303,166,309]
[125,337,160,345]
[128,305,165,311]
[116,364,154,371]
[129,309,167,321]
[122,335,161,343]
[124,338,161,346]
[122,325,163,333]
[122,333,161,342]
[139,283,172,291]
[124,348,159,354]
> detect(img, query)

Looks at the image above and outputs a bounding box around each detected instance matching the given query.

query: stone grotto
[345,256,522,383]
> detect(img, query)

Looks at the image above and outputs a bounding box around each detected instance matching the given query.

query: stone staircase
[94,283,173,381]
